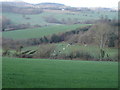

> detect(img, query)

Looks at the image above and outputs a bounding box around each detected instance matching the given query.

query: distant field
[3,24,89,40]
[3,57,118,88]
[2,11,117,25]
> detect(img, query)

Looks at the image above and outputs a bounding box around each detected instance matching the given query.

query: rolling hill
[2,24,89,40]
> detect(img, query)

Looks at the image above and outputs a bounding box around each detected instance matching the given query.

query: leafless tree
[92,22,113,60]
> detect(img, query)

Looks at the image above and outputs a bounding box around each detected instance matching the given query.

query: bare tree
[92,22,113,60]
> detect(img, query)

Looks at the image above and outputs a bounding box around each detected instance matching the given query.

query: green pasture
[2,57,118,88]
[22,43,118,61]
[2,11,117,25]
[56,43,118,60]
[3,24,89,40]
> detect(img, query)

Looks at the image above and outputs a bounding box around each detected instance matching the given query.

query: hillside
[1,1,33,7]
[1,0,119,89]
[1,1,119,88]
[37,2,65,6]
[3,24,89,40]
[2,10,117,26]
[1,1,118,31]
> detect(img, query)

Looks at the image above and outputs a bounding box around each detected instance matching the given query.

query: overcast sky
[0,0,119,8]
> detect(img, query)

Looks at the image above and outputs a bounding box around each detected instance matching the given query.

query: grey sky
[0,0,119,8]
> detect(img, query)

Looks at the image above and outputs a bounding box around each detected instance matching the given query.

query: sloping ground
[22,43,118,61]
[2,57,118,88]
[2,24,89,40]
[2,11,117,25]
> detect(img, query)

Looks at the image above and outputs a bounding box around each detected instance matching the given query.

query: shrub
[43,16,61,24]
[2,49,10,56]
[66,50,94,60]
[50,34,63,43]
[55,50,94,60]
[33,44,56,58]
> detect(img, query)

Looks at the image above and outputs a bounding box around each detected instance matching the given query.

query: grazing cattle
[63,48,65,50]
[69,43,73,45]
[84,44,87,47]
[83,42,87,47]
[66,44,70,47]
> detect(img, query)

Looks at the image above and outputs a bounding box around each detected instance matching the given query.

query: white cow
[84,44,87,47]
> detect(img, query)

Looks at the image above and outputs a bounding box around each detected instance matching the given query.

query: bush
[50,34,63,43]
[43,16,61,24]
[68,50,94,60]
[33,44,56,58]
[56,50,94,60]
[2,49,10,56]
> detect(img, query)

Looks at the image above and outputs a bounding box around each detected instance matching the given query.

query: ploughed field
[2,57,118,88]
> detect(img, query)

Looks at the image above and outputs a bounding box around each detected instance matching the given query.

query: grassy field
[22,43,118,61]
[3,24,89,40]
[2,11,117,25]
[2,57,118,88]
[2,8,118,88]
[56,44,118,60]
